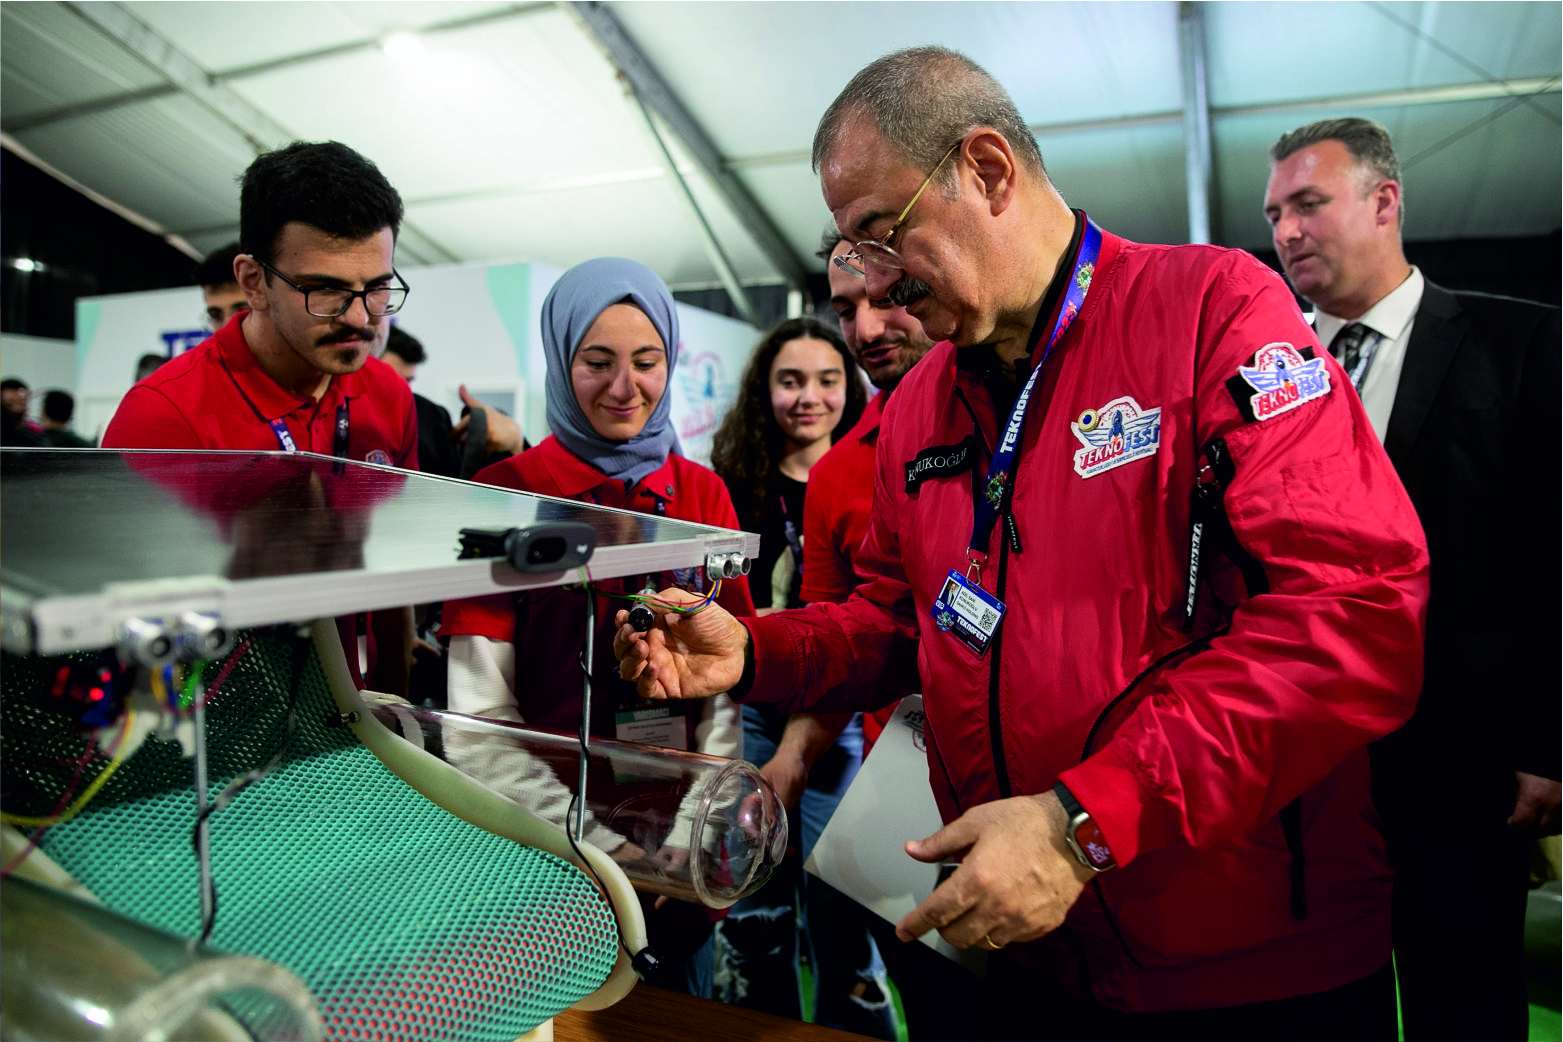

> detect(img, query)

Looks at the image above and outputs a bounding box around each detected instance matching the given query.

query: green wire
[182,659,209,709]
[575,569,722,615]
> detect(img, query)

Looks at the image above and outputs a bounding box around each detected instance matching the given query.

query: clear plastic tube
[376,703,787,908]
[0,875,322,1041]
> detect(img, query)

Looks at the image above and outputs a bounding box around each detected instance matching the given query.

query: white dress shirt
[1313,267,1424,444]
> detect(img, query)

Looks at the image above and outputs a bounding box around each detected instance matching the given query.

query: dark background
[2,148,200,340]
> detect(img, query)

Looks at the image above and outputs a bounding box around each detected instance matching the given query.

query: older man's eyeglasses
[833,141,962,278]
[250,256,410,318]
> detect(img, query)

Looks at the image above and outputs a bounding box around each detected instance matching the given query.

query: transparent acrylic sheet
[1,449,755,654]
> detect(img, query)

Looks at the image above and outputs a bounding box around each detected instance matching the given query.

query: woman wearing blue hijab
[443,258,754,997]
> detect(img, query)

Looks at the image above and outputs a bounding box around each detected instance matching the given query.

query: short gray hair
[812,47,1045,189]
[1270,118,1404,227]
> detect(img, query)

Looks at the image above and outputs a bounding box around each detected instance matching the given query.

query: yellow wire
[1,711,137,829]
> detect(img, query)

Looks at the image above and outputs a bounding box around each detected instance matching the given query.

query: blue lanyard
[268,401,350,457]
[268,418,298,452]
[968,216,1102,563]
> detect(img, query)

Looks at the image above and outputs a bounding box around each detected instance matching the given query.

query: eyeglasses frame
[248,255,410,319]
[833,140,963,279]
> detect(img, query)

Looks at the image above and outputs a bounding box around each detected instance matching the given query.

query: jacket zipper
[953,387,1015,800]
[990,515,1014,799]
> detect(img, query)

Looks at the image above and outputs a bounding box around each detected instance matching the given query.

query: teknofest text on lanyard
[967,216,1103,573]
[268,401,351,458]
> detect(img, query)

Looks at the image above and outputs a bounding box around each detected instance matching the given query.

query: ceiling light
[11,258,40,272]
[381,32,423,60]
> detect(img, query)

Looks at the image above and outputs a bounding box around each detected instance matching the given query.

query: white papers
[804,695,987,974]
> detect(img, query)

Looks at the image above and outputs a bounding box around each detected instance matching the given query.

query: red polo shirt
[800,392,898,750]
[103,312,417,468]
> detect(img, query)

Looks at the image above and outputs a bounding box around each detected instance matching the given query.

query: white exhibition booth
[63,258,759,468]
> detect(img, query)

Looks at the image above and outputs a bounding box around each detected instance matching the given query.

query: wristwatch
[1054,782,1116,872]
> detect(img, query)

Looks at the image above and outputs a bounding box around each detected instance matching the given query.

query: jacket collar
[536,434,680,503]
[851,392,888,442]
[950,216,1122,392]
[1384,277,1463,463]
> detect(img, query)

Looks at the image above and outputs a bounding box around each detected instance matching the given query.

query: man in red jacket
[617,48,1428,1040]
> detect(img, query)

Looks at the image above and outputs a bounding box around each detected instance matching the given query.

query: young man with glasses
[106,140,416,468]
[617,48,1430,1040]
[104,141,419,697]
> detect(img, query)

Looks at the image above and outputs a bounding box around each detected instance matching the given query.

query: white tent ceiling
[3,1,1559,307]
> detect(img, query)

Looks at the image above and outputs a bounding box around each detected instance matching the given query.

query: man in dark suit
[1264,117,1560,1041]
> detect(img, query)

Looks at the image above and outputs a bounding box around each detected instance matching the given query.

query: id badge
[615,702,688,750]
[929,570,1007,657]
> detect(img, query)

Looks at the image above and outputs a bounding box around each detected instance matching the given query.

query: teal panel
[485,264,533,374]
[75,299,101,373]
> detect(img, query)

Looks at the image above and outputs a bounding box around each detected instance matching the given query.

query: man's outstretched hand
[613,588,748,701]
[452,383,526,456]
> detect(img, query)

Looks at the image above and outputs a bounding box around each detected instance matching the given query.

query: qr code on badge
[977,608,997,630]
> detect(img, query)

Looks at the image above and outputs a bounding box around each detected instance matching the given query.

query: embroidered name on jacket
[905,436,976,493]
[1070,396,1162,478]
[1226,342,1331,422]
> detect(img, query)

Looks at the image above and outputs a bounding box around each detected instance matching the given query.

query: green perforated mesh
[2,631,618,1041]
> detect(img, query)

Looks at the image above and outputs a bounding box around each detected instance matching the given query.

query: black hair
[1,378,27,392]
[383,326,426,365]
[135,354,166,383]
[710,316,868,532]
[42,390,74,423]
[239,141,405,264]
[191,241,243,287]
[816,221,850,262]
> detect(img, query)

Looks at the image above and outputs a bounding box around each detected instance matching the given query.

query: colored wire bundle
[578,566,723,616]
[1,709,138,877]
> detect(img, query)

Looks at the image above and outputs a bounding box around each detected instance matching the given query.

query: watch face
[1074,818,1116,870]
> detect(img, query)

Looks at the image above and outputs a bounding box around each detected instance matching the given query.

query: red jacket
[744,230,1428,1012]
[443,435,754,743]
[800,392,900,751]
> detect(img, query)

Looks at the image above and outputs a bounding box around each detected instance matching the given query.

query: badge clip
[965,549,986,584]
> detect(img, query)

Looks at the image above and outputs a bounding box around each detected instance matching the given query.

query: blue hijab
[541,257,682,488]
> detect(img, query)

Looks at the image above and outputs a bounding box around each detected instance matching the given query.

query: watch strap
[1054,781,1086,819]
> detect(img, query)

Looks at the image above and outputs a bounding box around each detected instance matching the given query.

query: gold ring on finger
[979,932,1005,950]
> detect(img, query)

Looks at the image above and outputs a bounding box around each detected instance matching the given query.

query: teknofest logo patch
[1226,342,1331,422]
[1070,396,1162,478]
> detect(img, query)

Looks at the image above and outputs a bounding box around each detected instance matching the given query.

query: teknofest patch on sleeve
[1225,342,1332,422]
[906,436,976,493]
